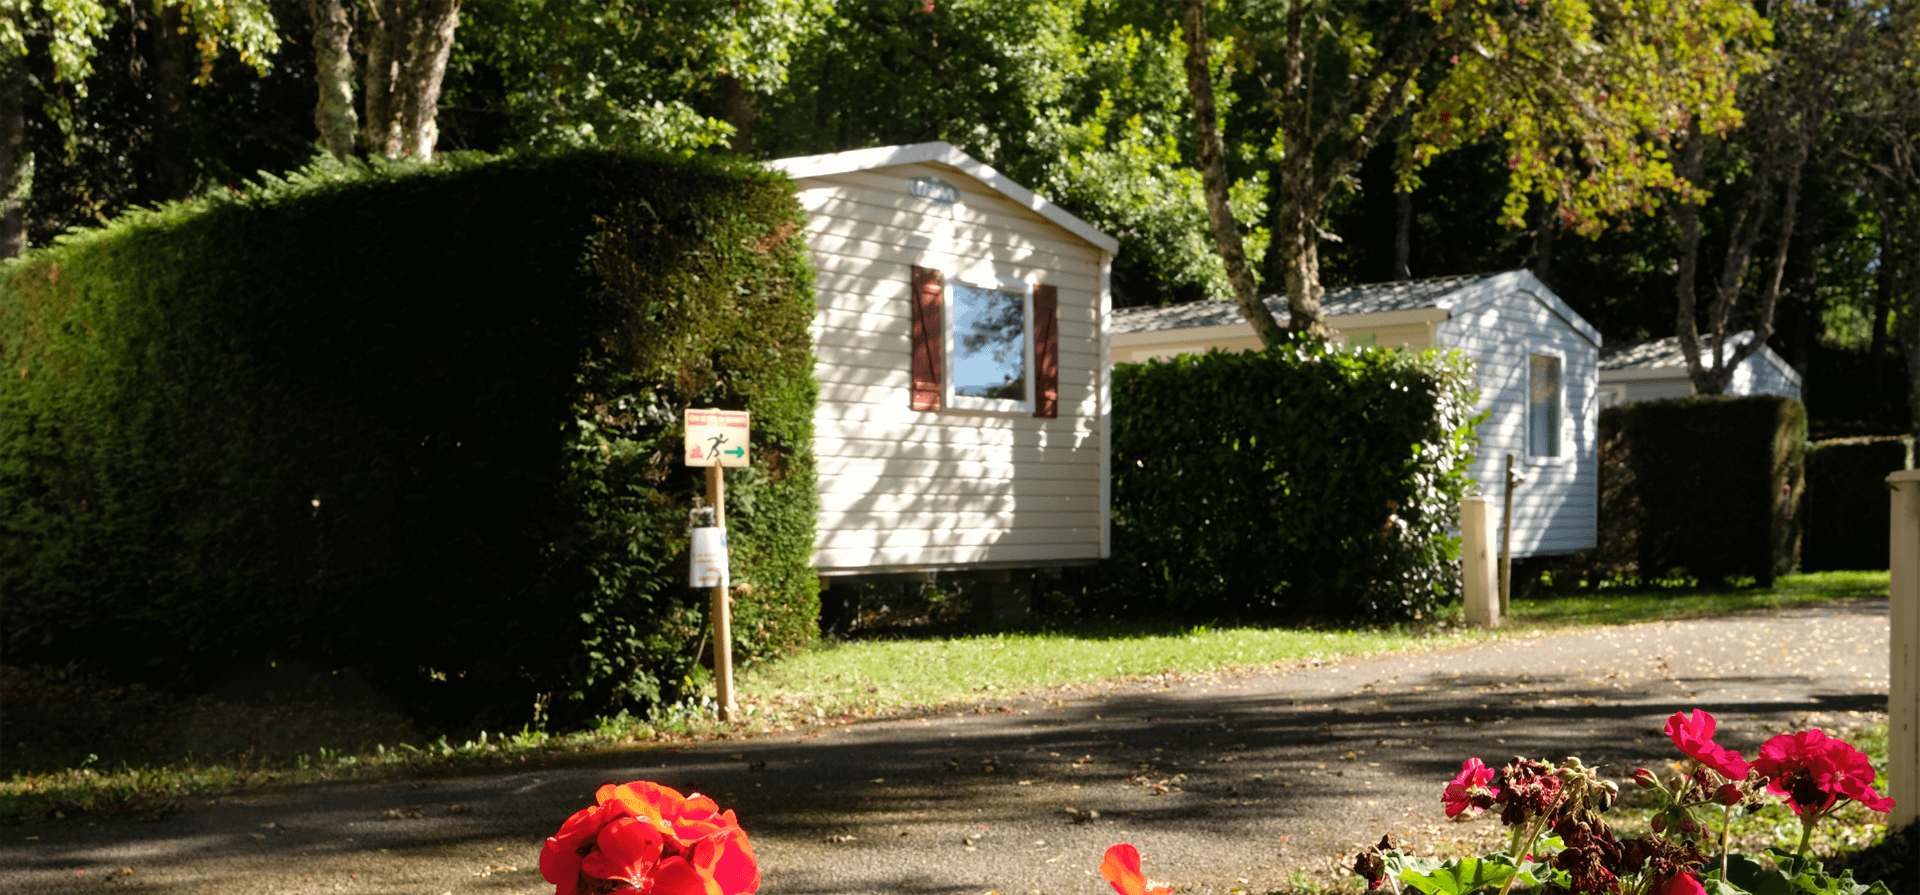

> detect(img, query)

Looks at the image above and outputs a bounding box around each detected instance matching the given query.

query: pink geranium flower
[1442,757,1497,819]
[1752,729,1895,815]
[1665,709,1752,781]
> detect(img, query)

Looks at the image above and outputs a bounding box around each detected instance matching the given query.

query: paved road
[4,600,1891,895]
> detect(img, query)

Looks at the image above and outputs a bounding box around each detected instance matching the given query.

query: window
[1528,353,1562,457]
[949,281,1030,409]
[908,265,1058,417]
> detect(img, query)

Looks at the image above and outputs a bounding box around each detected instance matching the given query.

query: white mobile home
[770,143,1117,576]
[1598,331,1802,407]
[1111,270,1601,558]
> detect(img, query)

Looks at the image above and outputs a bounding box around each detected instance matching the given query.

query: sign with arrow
[684,408,750,468]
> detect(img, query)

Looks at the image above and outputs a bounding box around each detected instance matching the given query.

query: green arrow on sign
[723,447,745,458]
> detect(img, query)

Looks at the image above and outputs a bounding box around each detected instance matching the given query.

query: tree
[1,0,279,256]
[1178,0,1764,345]
[1837,4,1920,434]
[305,0,458,160]
[450,0,823,155]
[1665,0,1882,395]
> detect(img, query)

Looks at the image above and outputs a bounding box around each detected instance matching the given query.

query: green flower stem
[1497,790,1568,895]
[1791,811,1819,877]
[1719,802,1734,880]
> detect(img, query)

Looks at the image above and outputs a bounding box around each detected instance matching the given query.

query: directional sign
[685,408,750,467]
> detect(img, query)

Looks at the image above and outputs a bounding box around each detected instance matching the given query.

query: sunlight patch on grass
[1508,570,1887,628]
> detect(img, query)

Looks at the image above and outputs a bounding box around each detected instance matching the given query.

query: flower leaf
[1399,856,1521,895]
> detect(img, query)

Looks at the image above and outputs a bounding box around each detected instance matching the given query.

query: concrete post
[1462,496,1501,628]
[1888,469,1920,828]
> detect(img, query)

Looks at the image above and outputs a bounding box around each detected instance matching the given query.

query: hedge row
[0,149,820,728]
[1803,436,1909,572]
[1065,342,1481,622]
[1588,396,1805,585]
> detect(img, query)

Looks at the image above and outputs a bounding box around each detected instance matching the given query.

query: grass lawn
[1,570,1892,825]
[733,570,1892,721]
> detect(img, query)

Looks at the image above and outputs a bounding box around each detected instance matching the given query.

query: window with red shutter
[913,267,1057,417]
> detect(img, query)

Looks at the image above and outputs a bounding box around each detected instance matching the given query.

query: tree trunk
[1393,110,1411,280]
[1178,0,1284,347]
[1393,187,1411,280]
[309,0,358,158]
[1530,203,1556,287]
[363,0,397,155]
[149,2,194,201]
[1674,119,1751,395]
[0,52,25,259]
[362,0,459,160]
[720,75,756,156]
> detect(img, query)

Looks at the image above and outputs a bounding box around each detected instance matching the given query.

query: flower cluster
[1355,708,1897,895]
[1753,728,1896,817]
[540,780,759,895]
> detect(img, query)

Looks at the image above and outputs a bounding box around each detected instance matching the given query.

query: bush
[0,149,819,728]
[1803,437,1909,571]
[1588,396,1806,585]
[1068,340,1481,622]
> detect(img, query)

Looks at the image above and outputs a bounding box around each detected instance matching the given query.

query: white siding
[1437,289,1601,557]
[1620,377,1698,404]
[794,161,1109,573]
[1732,350,1803,401]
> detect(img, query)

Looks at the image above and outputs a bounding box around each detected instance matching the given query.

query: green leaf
[1399,856,1521,895]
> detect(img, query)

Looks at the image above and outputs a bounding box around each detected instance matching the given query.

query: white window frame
[943,274,1035,415]
[1525,346,1569,465]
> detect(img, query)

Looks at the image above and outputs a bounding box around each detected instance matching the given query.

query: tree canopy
[3,0,1917,434]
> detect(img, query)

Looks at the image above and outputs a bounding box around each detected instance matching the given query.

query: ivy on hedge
[1589,396,1806,585]
[1083,341,1481,622]
[0,149,819,728]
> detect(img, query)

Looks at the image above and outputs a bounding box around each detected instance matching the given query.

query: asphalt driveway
[3,599,1891,895]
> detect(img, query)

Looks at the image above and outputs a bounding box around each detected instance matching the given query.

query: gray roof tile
[1112,273,1488,334]
[1599,332,1756,371]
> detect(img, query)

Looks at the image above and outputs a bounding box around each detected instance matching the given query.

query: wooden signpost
[686,408,749,722]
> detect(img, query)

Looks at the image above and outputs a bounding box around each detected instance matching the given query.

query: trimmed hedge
[1803,436,1909,571]
[0,150,819,727]
[1075,341,1481,622]
[1591,396,1805,585]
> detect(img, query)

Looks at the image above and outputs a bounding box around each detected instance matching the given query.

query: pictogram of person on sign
[707,432,728,460]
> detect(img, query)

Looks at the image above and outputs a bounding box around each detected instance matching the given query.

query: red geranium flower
[1659,873,1707,895]
[1100,844,1171,895]
[1664,710,1751,782]
[1442,757,1497,819]
[540,780,760,895]
[1752,730,1895,815]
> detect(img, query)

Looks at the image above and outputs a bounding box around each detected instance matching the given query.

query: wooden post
[1462,496,1500,628]
[708,464,735,722]
[1888,469,1920,829]
[1500,453,1519,614]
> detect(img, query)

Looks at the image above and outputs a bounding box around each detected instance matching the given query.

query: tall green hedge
[1080,342,1481,622]
[1591,396,1805,585]
[1803,436,1909,571]
[0,150,819,727]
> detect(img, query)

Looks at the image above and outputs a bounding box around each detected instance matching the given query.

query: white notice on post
[690,527,728,588]
[685,409,750,467]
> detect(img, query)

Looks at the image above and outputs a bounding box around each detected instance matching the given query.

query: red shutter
[1032,284,1059,419]
[909,265,944,410]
